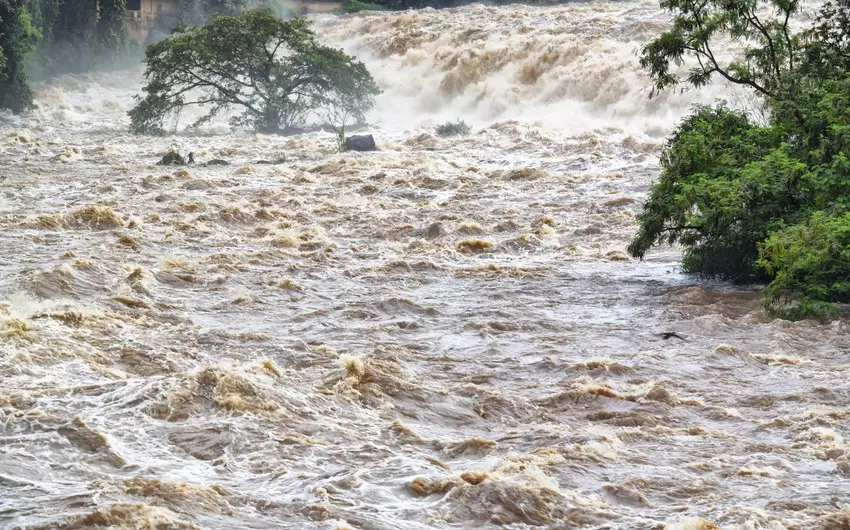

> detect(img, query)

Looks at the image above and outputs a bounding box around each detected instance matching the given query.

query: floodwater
[1,2,848,529]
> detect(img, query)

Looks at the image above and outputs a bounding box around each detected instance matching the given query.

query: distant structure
[124,0,344,42]
[292,0,344,13]
[126,0,179,42]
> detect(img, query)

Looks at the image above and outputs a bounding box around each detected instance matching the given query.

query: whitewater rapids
[1,1,848,529]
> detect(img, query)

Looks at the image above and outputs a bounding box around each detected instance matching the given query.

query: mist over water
[313,2,745,133]
[1,2,849,529]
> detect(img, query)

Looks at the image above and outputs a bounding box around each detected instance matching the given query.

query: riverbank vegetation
[0,1,39,113]
[631,0,850,319]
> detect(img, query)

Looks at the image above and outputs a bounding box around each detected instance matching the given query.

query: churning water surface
[0,2,848,529]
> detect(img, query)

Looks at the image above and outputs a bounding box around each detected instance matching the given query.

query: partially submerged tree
[317,54,380,150]
[630,0,850,319]
[129,9,380,135]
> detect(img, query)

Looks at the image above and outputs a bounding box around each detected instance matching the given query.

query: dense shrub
[435,119,471,137]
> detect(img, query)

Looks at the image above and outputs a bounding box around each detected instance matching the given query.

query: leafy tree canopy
[631,0,850,319]
[128,8,380,136]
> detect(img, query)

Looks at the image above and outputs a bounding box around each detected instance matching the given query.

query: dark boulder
[205,159,230,166]
[345,134,377,152]
[157,150,186,166]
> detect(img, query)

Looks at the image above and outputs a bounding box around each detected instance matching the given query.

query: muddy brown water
[1,2,848,529]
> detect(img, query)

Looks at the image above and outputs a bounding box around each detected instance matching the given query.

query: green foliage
[1,0,140,112]
[628,105,793,280]
[640,0,799,99]
[435,119,471,137]
[24,0,59,43]
[317,50,381,150]
[0,1,40,114]
[50,0,98,72]
[632,0,850,319]
[341,0,388,13]
[799,0,850,79]
[24,0,137,79]
[97,0,129,64]
[129,9,381,136]
[758,211,850,319]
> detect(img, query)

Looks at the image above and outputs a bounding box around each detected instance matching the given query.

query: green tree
[23,0,60,78]
[129,9,380,135]
[799,0,850,79]
[0,0,39,114]
[631,0,850,319]
[317,54,380,150]
[627,105,787,280]
[27,0,136,78]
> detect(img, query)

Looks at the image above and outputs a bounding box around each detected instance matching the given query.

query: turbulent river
[1,2,849,529]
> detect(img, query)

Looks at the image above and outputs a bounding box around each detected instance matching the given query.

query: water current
[1,1,848,529]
